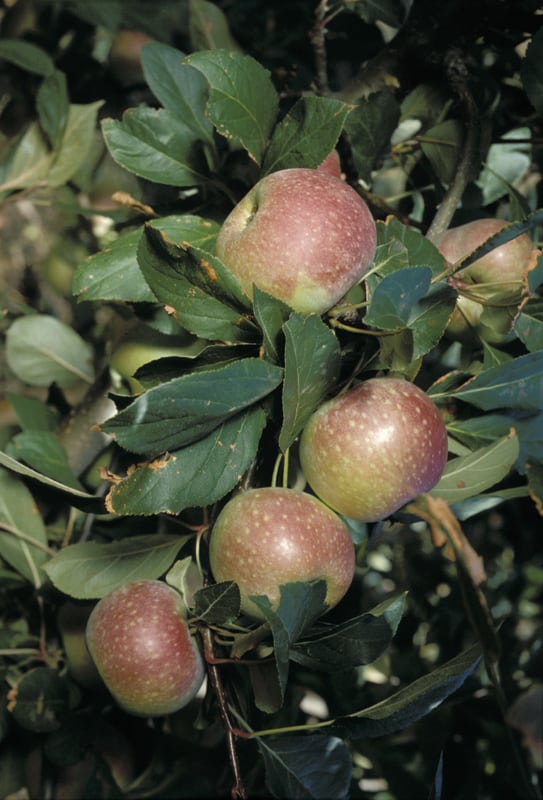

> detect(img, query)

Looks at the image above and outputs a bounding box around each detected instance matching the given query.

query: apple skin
[316,150,342,178]
[215,167,376,315]
[86,580,205,717]
[299,377,448,522]
[435,218,536,344]
[209,487,355,620]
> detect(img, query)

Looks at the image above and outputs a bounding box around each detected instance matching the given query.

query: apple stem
[200,626,248,800]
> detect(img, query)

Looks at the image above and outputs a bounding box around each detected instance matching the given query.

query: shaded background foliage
[0,1,542,799]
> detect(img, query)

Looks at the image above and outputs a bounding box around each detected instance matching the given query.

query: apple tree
[1,1,542,798]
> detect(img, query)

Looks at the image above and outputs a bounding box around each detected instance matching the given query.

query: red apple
[299,377,448,522]
[435,218,537,344]
[316,150,342,178]
[215,167,376,315]
[209,487,355,620]
[86,580,204,717]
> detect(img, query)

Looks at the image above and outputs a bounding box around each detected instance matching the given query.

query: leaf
[193,581,241,624]
[105,407,267,515]
[279,314,341,452]
[36,70,69,148]
[521,25,543,117]
[420,120,463,185]
[5,315,95,387]
[0,468,49,584]
[138,223,259,342]
[252,288,291,364]
[0,122,52,193]
[262,96,352,175]
[189,0,241,52]
[290,594,406,672]
[103,359,282,455]
[9,668,70,734]
[343,92,400,183]
[347,0,410,27]
[376,216,446,277]
[476,128,532,206]
[6,392,59,432]
[185,48,279,164]
[365,266,432,330]
[140,42,215,143]
[515,298,543,353]
[47,101,104,187]
[0,39,55,76]
[259,733,352,800]
[101,106,209,187]
[447,351,543,411]
[408,282,457,359]
[43,534,190,599]
[251,582,328,706]
[430,433,519,504]
[7,431,84,491]
[327,642,481,739]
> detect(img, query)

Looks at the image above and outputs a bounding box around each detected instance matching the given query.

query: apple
[299,377,448,522]
[435,218,537,344]
[208,487,355,620]
[108,29,154,86]
[86,580,205,717]
[316,149,342,178]
[57,601,101,688]
[215,167,376,315]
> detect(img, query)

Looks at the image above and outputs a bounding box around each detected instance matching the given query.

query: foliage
[0,1,542,798]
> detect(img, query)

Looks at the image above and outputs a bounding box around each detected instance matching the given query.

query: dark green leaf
[0,39,55,76]
[279,314,341,452]
[365,266,432,330]
[259,733,352,800]
[515,298,543,352]
[47,101,104,187]
[344,92,400,183]
[521,25,543,117]
[7,431,84,491]
[185,48,279,164]
[252,288,292,364]
[193,581,241,624]
[262,96,352,175]
[37,70,69,148]
[44,534,190,599]
[420,120,463,185]
[290,594,406,672]
[10,668,70,733]
[101,107,209,187]
[446,351,543,411]
[141,42,214,143]
[5,392,58,432]
[104,359,281,455]
[408,282,457,359]
[0,468,49,584]
[105,407,267,515]
[376,217,447,277]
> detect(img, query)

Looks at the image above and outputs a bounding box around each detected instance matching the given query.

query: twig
[201,626,248,800]
[425,48,481,243]
[309,0,330,96]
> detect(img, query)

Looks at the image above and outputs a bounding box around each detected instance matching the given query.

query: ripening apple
[86,580,205,717]
[435,218,537,344]
[209,487,355,620]
[299,377,448,522]
[215,167,376,315]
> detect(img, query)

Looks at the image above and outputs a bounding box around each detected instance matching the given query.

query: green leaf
[5,315,94,387]
[346,0,410,27]
[47,101,105,187]
[0,468,49,585]
[408,282,457,359]
[189,0,242,51]
[252,288,292,364]
[0,39,55,76]
[420,119,463,185]
[44,534,190,599]
[105,407,267,515]
[521,25,543,117]
[36,70,69,148]
[365,266,432,330]
[0,122,52,193]
[10,668,70,734]
[290,594,406,672]
[5,392,59,432]
[138,223,259,341]
[193,581,241,624]
[476,128,532,206]
[262,96,352,175]
[515,298,543,353]
[185,48,279,164]
[140,42,214,144]
[252,582,328,706]
[259,733,352,800]
[343,92,400,183]
[327,642,481,739]
[430,433,519,504]
[7,432,84,491]
[101,106,209,187]
[376,216,446,277]
[103,358,282,455]
[447,351,543,411]
[279,314,341,452]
